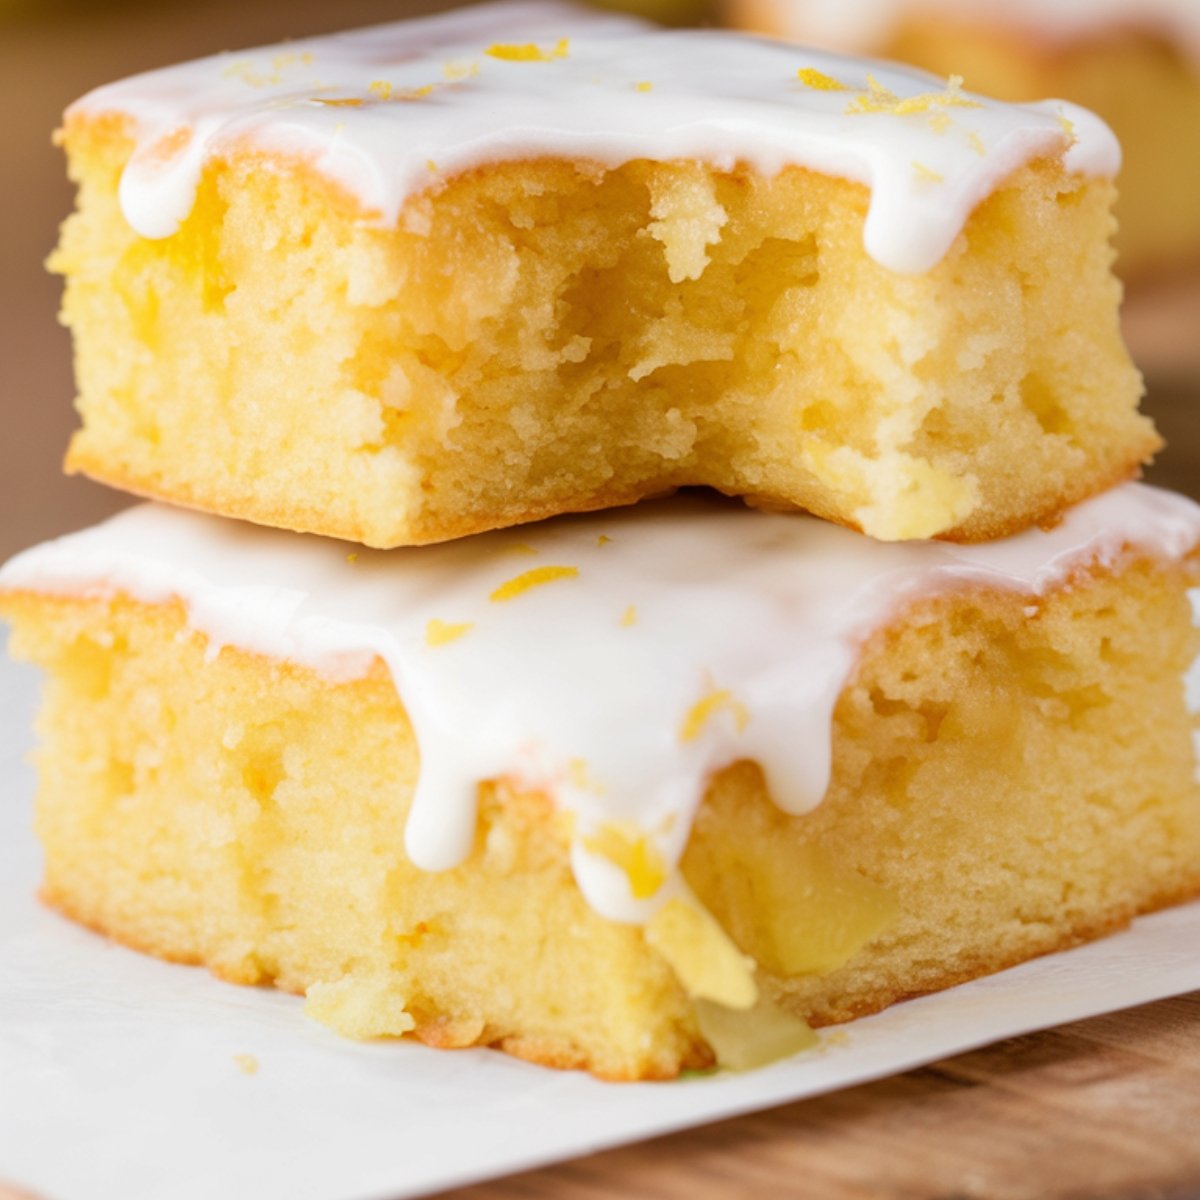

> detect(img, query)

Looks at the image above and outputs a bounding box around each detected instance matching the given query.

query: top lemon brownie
[53,0,1155,546]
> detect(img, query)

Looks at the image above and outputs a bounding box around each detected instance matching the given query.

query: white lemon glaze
[741,0,1200,62]
[3,484,1198,923]
[67,0,1117,275]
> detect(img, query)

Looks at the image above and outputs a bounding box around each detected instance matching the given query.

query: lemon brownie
[726,0,1200,281]
[52,1,1154,547]
[3,483,1199,1079]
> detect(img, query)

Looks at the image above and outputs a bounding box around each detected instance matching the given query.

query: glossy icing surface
[68,0,1117,274]
[4,484,1198,923]
[745,0,1200,61]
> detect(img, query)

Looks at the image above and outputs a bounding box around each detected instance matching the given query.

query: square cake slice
[53,1,1155,547]
[2,484,1198,1079]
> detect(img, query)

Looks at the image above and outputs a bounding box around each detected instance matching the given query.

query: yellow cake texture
[4,538,1197,1080]
[727,0,1200,282]
[50,10,1156,549]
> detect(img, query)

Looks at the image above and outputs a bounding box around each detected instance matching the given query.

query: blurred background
[1,0,1196,560]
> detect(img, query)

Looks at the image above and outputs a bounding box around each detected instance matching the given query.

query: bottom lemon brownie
[2,486,1199,1080]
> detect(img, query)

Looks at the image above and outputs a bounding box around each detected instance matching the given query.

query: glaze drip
[3,484,1197,923]
[68,0,1118,274]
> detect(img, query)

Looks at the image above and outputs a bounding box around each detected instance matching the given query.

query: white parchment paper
[2,656,1198,1200]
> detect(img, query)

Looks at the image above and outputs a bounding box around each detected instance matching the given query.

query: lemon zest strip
[797,67,846,91]
[490,565,579,602]
[425,619,474,647]
[680,689,749,743]
[485,38,570,62]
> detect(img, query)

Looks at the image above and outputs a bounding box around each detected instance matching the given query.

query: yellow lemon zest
[272,51,312,72]
[583,823,666,899]
[796,66,846,91]
[847,72,980,117]
[680,689,749,743]
[485,38,569,62]
[568,758,606,796]
[442,60,480,81]
[223,52,314,88]
[490,565,579,602]
[425,618,474,647]
[233,1053,259,1075]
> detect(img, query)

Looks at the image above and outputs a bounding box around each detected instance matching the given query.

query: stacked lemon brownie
[3,1,1199,1081]
[726,0,1200,281]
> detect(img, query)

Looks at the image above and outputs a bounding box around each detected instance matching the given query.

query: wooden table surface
[1,4,1198,1199]
[443,994,1200,1200]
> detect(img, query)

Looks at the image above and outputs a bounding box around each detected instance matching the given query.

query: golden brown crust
[40,846,1200,1074]
[790,878,1200,1028]
[65,434,1158,550]
[39,880,712,1081]
[741,448,1157,545]
[64,438,674,548]
[57,109,1150,547]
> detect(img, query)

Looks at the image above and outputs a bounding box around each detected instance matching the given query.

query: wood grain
[440,994,1200,1200]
